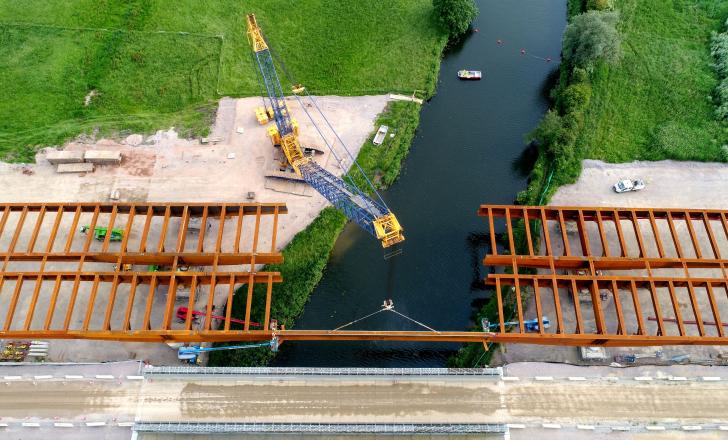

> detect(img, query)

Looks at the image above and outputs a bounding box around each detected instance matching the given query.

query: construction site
[1,2,728,439]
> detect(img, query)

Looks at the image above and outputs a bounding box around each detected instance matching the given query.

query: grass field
[0,0,445,161]
[578,0,728,162]
[0,23,220,160]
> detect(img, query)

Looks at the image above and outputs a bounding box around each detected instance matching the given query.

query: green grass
[579,0,728,162]
[0,1,445,161]
[0,23,220,160]
[209,102,422,367]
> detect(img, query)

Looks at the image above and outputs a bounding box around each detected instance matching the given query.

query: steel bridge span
[0,203,728,347]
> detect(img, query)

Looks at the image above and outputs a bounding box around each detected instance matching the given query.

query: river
[273,0,566,367]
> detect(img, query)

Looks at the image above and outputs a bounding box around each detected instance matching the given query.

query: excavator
[246,14,404,249]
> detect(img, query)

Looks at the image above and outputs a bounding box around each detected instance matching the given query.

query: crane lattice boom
[246,14,404,248]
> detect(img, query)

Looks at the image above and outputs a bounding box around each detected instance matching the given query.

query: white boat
[373,125,389,145]
[458,70,482,80]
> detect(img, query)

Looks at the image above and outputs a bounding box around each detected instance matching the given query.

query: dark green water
[274,0,567,367]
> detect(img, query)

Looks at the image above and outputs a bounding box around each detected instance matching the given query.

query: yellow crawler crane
[246,14,403,248]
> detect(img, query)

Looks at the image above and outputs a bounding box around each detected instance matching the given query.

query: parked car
[613,179,645,193]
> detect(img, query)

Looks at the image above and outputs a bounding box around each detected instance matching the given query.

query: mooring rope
[330,300,439,333]
[330,307,388,332]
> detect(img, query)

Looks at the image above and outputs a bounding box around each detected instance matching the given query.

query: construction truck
[80,225,123,241]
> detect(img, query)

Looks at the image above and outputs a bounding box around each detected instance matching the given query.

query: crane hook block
[373,213,404,248]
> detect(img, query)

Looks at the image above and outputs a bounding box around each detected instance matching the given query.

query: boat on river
[457,70,482,80]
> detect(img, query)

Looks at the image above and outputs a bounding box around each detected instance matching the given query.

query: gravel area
[551,159,728,209]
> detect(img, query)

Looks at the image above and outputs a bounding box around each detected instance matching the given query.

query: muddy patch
[121,150,156,177]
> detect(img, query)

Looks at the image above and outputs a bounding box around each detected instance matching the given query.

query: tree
[562,11,621,68]
[433,0,478,38]
[527,110,564,157]
[587,0,612,11]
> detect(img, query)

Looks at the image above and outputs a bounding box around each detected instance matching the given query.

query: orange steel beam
[0,326,726,345]
[0,202,285,342]
[478,205,728,346]
[484,255,728,270]
[479,205,728,221]
[4,202,728,347]
[0,252,281,265]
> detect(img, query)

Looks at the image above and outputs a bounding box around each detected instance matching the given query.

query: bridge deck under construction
[479,205,728,346]
[2,202,728,346]
[0,202,285,342]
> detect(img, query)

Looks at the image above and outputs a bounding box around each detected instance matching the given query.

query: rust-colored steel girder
[479,205,728,346]
[6,201,728,347]
[0,202,285,342]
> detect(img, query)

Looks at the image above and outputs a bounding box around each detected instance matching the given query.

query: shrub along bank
[450,0,728,368]
[209,101,422,367]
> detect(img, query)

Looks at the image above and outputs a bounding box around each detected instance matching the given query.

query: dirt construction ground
[0,95,392,364]
[493,159,728,367]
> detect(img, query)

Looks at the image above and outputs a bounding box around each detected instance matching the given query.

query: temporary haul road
[1,366,728,438]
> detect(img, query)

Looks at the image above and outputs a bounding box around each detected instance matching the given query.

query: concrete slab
[45,150,84,165]
[56,162,94,173]
[83,150,121,165]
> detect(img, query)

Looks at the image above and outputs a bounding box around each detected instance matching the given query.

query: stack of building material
[46,150,84,165]
[84,150,122,165]
[56,163,95,173]
[27,341,49,359]
[46,149,121,173]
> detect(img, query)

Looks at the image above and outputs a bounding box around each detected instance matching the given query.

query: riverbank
[209,101,424,366]
[451,0,728,368]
